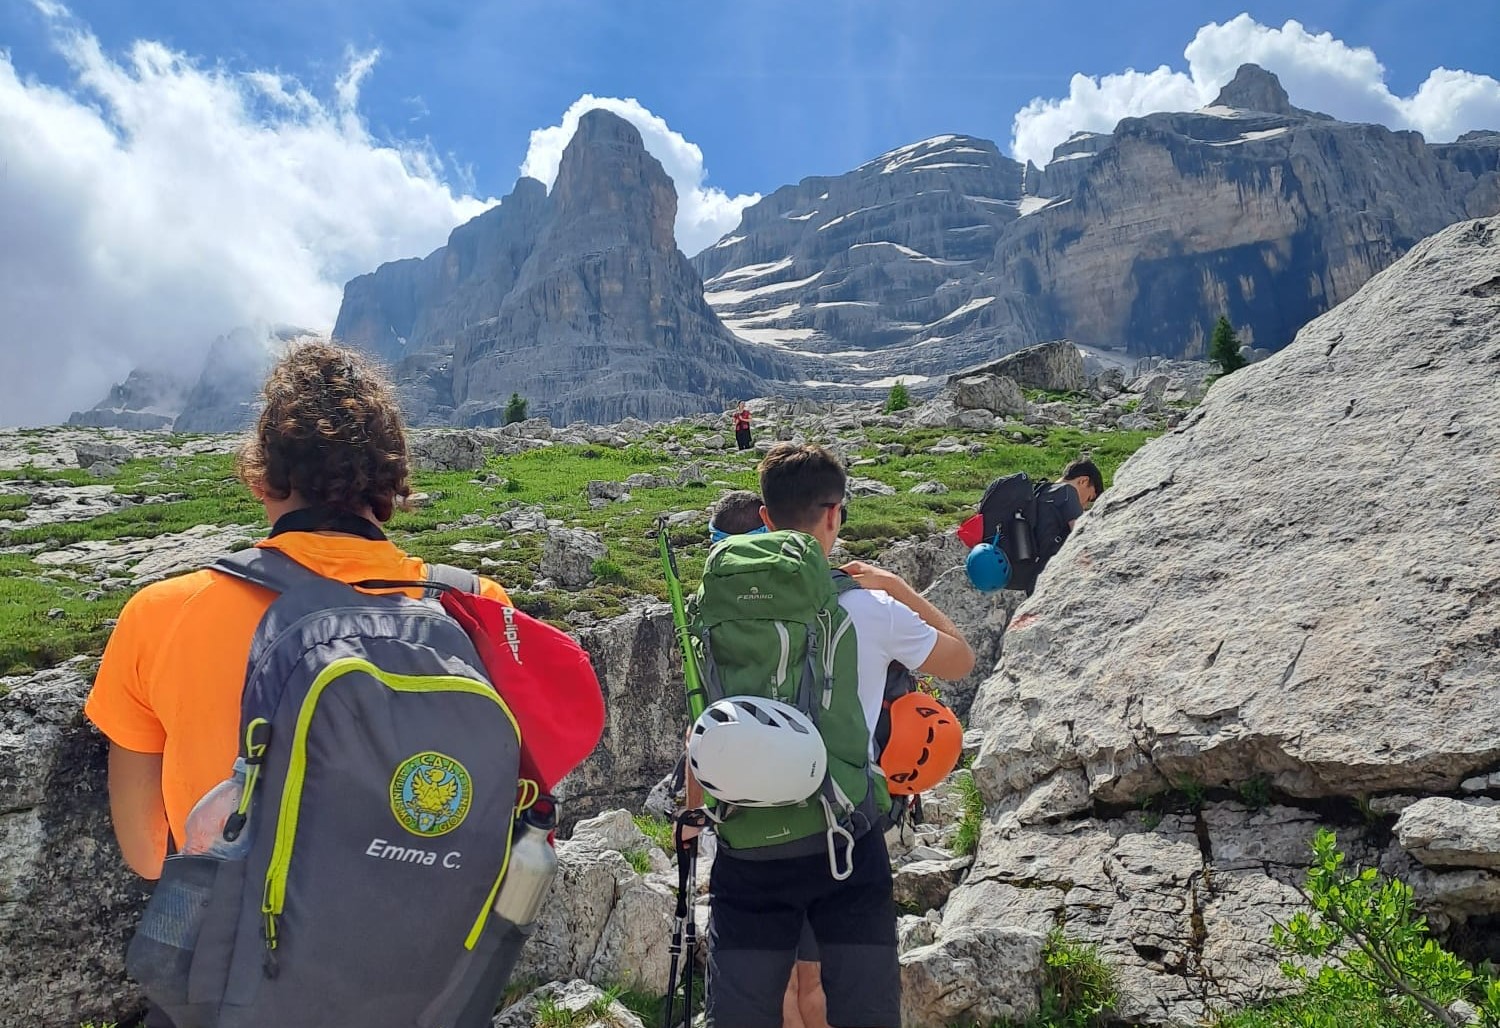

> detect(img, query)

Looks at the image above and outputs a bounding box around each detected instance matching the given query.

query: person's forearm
[889,582,965,644]
[107,744,169,879]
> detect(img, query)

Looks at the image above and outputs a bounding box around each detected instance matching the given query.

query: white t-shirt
[837,588,939,757]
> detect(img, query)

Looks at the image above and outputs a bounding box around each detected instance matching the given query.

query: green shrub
[503,392,529,425]
[885,379,912,413]
[591,558,627,585]
[1237,776,1272,810]
[1219,829,1500,1028]
[622,848,653,875]
[1034,931,1119,1028]
[1210,315,1248,375]
[633,813,675,852]
[952,769,984,857]
[1173,774,1208,811]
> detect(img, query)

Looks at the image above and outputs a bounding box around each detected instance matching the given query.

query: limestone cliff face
[333,110,792,425]
[692,134,1030,366]
[985,66,1500,358]
[695,64,1500,382]
[332,177,550,368]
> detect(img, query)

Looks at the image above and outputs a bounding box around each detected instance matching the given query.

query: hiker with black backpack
[960,458,1104,595]
[86,343,604,1028]
[687,443,975,1028]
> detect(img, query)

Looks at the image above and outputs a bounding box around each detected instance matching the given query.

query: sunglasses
[708,523,769,544]
[823,502,849,526]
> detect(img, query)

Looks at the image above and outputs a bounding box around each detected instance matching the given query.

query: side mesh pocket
[126,853,242,1028]
[184,855,249,1007]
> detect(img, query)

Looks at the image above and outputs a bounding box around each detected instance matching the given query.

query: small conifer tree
[1209,316,1247,375]
[503,392,529,425]
[885,379,911,413]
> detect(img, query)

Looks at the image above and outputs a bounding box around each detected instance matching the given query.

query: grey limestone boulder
[958,218,1500,1020]
[949,341,1086,395]
[899,926,1046,1026]
[493,980,646,1028]
[0,659,151,1027]
[951,373,1026,416]
[408,430,492,472]
[73,440,133,469]
[1396,798,1500,871]
[540,527,608,588]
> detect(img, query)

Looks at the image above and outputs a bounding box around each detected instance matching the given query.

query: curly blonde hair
[235,342,411,522]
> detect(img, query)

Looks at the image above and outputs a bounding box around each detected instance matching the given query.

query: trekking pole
[663,829,691,1028]
[657,519,712,1027]
[663,809,709,1028]
[656,518,708,720]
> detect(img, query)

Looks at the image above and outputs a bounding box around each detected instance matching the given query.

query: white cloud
[520,94,759,256]
[1011,14,1500,166]
[0,6,491,426]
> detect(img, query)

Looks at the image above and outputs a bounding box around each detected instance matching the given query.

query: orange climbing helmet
[878,691,964,795]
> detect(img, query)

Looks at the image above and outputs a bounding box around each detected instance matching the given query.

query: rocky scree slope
[936,216,1500,1023]
[694,64,1500,387]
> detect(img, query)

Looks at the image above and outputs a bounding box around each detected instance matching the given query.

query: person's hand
[840,560,914,600]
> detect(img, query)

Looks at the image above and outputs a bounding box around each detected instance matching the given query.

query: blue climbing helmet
[965,537,1012,593]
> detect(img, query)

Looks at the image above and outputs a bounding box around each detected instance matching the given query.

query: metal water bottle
[1010,511,1036,562]
[492,800,559,928]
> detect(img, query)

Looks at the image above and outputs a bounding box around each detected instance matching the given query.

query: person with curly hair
[85,343,514,1025]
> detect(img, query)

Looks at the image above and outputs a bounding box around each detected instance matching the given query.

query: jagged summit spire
[1212,64,1293,114]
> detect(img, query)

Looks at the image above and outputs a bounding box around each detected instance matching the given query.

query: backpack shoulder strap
[425,563,481,594]
[211,547,326,595]
[830,568,862,596]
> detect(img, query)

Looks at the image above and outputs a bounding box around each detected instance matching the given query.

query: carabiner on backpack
[821,797,856,882]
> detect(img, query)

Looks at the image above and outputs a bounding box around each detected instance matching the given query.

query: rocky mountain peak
[1212,63,1293,114]
[551,108,677,255]
[574,107,645,147]
[510,175,548,203]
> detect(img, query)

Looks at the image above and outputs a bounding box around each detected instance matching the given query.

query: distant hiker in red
[733,401,753,450]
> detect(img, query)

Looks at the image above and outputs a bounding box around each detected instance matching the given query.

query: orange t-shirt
[84,532,511,848]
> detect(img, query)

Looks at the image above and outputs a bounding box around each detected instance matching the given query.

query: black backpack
[979,472,1044,555]
[976,472,1076,595]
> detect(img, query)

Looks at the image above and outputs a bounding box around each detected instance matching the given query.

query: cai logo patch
[391,751,472,838]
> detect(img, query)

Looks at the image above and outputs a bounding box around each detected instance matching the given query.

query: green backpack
[689,530,882,876]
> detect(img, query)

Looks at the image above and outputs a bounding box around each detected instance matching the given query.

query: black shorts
[796,919,819,963]
[706,830,898,1028]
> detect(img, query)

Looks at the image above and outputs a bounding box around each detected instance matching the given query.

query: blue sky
[2,0,1498,424]
[5,0,1496,199]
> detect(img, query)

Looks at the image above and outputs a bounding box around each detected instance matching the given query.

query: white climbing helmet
[688,697,827,808]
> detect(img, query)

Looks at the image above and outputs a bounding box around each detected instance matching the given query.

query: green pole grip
[657,526,707,720]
